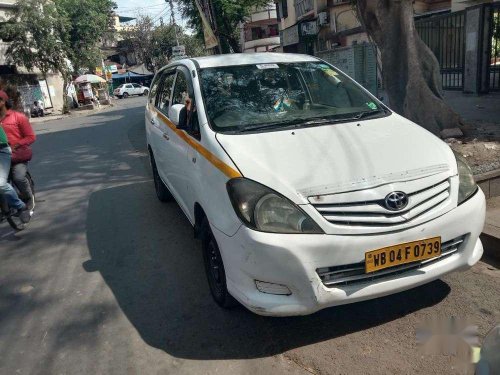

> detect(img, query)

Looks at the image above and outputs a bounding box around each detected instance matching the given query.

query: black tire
[149,151,172,202]
[143,89,149,96]
[123,92,129,99]
[1,197,26,231]
[201,218,237,309]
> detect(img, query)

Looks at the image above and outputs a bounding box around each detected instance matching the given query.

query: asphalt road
[1,97,499,375]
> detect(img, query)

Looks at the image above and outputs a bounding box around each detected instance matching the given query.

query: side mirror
[169,104,185,127]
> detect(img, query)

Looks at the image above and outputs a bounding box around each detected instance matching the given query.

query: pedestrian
[0,90,36,211]
[0,90,31,222]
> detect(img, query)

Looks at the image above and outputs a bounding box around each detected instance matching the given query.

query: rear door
[147,69,176,185]
[160,67,193,218]
[132,83,142,95]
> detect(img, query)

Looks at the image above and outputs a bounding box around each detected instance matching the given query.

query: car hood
[216,113,457,204]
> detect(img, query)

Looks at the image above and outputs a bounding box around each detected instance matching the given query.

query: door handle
[163,133,170,140]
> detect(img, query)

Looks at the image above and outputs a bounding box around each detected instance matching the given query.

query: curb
[30,103,117,124]
[475,168,500,199]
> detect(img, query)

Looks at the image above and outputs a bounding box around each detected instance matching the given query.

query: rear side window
[172,71,189,105]
[155,71,176,115]
[149,76,161,101]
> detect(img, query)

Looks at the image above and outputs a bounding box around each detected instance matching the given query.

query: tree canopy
[120,15,206,72]
[177,0,269,53]
[55,0,117,72]
[1,0,116,75]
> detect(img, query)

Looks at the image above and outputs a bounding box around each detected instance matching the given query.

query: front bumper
[212,189,486,316]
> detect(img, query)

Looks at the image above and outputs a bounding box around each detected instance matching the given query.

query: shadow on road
[85,181,451,360]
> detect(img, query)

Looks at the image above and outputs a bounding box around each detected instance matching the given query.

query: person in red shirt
[0,91,36,210]
[0,90,31,222]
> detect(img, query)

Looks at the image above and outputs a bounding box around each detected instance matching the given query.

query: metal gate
[416,11,466,90]
[316,43,378,96]
[488,4,500,91]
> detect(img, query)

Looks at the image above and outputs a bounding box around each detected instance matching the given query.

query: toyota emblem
[384,191,409,211]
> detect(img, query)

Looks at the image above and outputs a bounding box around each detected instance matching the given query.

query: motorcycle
[0,169,35,231]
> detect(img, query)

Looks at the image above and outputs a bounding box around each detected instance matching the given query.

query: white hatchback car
[145,53,485,316]
[114,83,149,99]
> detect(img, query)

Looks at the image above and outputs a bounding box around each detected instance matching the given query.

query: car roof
[175,53,319,69]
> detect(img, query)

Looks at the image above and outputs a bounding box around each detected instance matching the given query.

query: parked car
[114,83,149,99]
[145,53,485,316]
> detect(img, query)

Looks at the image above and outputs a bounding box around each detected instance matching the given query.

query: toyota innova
[145,53,485,316]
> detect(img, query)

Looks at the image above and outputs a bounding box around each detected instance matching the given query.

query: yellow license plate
[365,237,441,273]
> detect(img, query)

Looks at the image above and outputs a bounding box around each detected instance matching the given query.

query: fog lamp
[255,280,292,295]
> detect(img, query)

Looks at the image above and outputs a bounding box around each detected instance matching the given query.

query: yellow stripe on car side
[154,109,242,179]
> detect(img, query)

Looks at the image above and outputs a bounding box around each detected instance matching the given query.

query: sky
[114,1,186,27]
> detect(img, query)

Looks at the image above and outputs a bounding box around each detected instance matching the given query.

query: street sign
[172,45,186,57]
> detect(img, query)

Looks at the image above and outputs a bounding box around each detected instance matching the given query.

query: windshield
[199,62,387,133]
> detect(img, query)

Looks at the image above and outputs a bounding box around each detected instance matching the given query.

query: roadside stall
[74,74,109,107]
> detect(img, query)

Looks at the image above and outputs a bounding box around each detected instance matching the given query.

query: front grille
[317,236,466,287]
[312,179,450,227]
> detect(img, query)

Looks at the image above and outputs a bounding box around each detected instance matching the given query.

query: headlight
[226,178,324,234]
[453,151,478,205]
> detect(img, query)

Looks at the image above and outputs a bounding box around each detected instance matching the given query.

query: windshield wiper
[237,110,388,133]
[239,118,308,133]
[351,109,386,120]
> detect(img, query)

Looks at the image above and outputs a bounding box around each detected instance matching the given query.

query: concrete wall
[452,0,499,12]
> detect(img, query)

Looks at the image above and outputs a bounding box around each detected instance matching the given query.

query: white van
[145,53,485,316]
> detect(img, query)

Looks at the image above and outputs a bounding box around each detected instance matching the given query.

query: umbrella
[74,74,106,84]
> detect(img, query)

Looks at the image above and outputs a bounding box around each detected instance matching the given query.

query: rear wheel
[149,151,172,202]
[123,92,129,99]
[143,89,149,96]
[201,218,237,309]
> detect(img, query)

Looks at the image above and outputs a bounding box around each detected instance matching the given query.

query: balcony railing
[295,0,314,19]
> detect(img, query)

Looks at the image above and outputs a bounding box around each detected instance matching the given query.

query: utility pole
[165,0,179,46]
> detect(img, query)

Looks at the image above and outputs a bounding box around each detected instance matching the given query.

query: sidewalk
[30,101,117,124]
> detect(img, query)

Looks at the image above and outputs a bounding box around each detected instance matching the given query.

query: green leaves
[177,0,270,53]
[121,15,205,72]
[0,0,115,76]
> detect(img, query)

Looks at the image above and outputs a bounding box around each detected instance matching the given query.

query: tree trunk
[61,72,70,114]
[356,0,463,136]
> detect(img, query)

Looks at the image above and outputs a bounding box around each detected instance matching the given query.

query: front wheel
[1,198,26,231]
[143,89,149,96]
[201,218,237,309]
[123,92,129,99]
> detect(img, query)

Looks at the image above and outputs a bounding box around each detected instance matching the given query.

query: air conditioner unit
[318,12,328,26]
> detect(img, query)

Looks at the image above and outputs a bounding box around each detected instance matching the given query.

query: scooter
[0,170,35,231]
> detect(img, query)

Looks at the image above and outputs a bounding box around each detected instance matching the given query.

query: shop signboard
[38,79,53,109]
[300,20,318,36]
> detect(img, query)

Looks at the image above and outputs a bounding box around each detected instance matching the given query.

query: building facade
[0,0,65,113]
[241,4,280,53]
[276,0,498,53]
